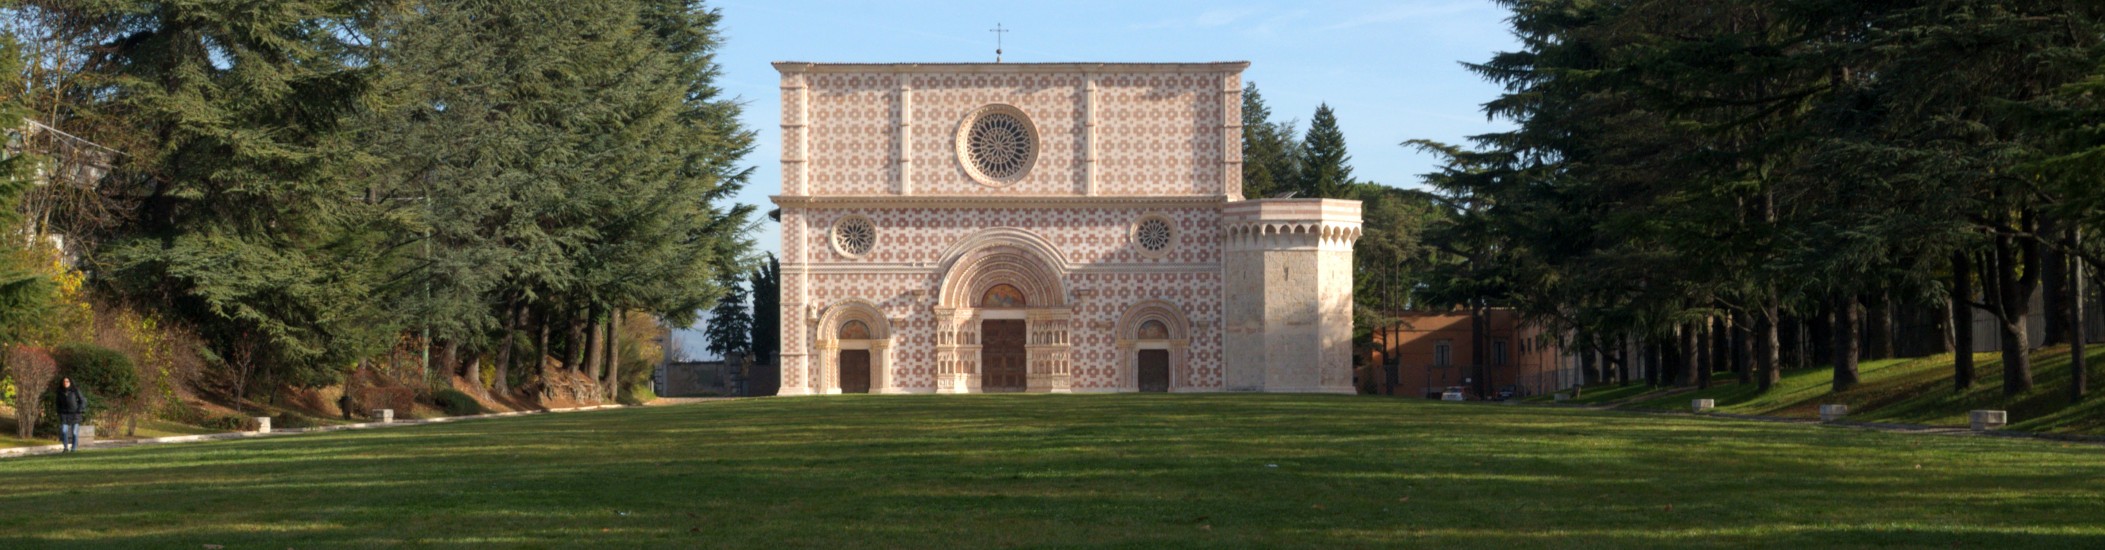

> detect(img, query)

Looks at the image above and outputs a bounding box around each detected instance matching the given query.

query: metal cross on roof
[990,23,1008,63]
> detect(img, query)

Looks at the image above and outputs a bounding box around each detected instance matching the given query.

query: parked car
[1441,386,1467,401]
[1494,385,1519,401]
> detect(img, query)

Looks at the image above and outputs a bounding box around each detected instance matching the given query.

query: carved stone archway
[811,299,896,394]
[1115,300,1193,392]
[931,229,1073,393]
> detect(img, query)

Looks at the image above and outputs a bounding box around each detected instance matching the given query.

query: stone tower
[1222,199,1362,393]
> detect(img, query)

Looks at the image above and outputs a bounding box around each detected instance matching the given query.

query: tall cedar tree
[43,1,397,403]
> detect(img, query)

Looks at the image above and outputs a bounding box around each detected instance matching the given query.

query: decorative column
[814,339,840,395]
[1082,74,1099,196]
[933,307,974,393]
[872,339,897,393]
[897,75,914,195]
[782,70,810,196]
[1026,309,1073,393]
[1220,72,1242,200]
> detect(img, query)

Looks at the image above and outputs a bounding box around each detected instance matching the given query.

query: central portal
[980,319,1027,392]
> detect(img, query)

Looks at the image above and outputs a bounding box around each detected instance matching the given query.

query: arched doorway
[931,229,1074,394]
[811,300,893,395]
[838,320,873,393]
[1117,301,1192,392]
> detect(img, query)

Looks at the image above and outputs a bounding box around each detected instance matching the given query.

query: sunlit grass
[1,394,2102,548]
[1610,346,2105,434]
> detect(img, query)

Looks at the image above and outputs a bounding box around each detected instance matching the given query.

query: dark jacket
[55,386,87,423]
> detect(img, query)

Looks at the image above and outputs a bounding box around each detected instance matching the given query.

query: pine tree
[1240,83,1298,199]
[748,253,780,365]
[703,273,751,360]
[1296,104,1353,199]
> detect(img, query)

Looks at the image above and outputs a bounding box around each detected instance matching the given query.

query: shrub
[199,414,255,432]
[6,346,57,439]
[354,385,416,416]
[272,413,316,430]
[433,389,483,416]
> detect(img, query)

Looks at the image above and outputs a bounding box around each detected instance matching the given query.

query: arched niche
[1115,300,1193,392]
[812,299,896,394]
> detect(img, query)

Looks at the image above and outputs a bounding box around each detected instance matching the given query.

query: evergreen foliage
[15,0,757,402]
[703,272,751,360]
[1239,83,1299,199]
[748,253,780,365]
[1295,104,1354,199]
[1412,0,2105,397]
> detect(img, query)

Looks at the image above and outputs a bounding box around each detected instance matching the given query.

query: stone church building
[772,61,1360,395]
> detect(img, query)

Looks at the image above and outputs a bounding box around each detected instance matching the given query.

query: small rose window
[832,215,876,257]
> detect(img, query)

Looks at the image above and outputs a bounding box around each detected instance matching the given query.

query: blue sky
[671,0,1520,359]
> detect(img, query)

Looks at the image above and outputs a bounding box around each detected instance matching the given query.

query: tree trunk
[605,312,622,401]
[1470,300,1489,398]
[1686,321,1705,389]
[1734,310,1754,385]
[2071,228,2087,403]
[1758,300,1780,391]
[1619,335,1633,387]
[1579,340,1598,386]
[1952,251,1975,392]
[564,315,587,372]
[1870,292,1895,360]
[493,301,520,394]
[1644,339,1661,387]
[444,340,467,389]
[2044,223,2068,346]
[1994,222,2038,395]
[584,311,605,381]
[536,311,553,383]
[1832,292,1860,392]
[1811,305,1833,368]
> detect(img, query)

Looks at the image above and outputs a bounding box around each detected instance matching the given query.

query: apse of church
[772,62,1360,395]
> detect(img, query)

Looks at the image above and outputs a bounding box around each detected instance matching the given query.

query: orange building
[1357,309,1578,399]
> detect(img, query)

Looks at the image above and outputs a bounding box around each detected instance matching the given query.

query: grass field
[1561,345,2105,435]
[2,395,2103,548]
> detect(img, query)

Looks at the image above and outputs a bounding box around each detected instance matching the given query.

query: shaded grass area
[3,395,2104,548]
[1609,346,2105,434]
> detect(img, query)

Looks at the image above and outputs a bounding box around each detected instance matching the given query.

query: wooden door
[1138,350,1169,392]
[980,320,1027,392]
[839,350,871,394]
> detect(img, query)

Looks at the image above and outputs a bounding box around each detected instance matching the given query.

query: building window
[956,104,1039,186]
[1492,339,1508,365]
[1133,214,1176,257]
[830,215,876,258]
[1434,340,1452,367]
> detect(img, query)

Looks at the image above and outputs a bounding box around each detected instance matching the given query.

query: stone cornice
[772,195,1229,210]
[773,61,1250,74]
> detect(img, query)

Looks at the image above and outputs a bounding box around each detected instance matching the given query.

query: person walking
[55,377,87,452]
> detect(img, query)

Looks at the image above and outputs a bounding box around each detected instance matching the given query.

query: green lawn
[1609,345,2105,434]
[2,395,2103,548]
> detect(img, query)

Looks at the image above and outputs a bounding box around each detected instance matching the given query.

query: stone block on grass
[371,409,395,423]
[1692,399,1715,413]
[1819,404,1848,423]
[1970,410,2007,431]
[254,417,272,433]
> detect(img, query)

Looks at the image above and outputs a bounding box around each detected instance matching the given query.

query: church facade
[772,61,1360,395]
